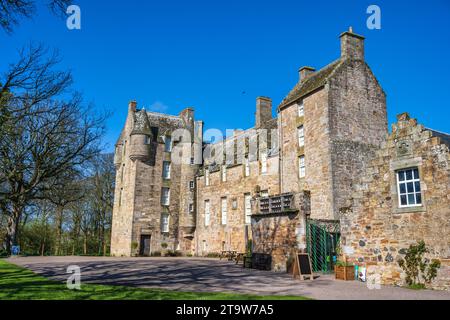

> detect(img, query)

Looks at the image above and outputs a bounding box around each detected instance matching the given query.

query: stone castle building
[111,28,449,289]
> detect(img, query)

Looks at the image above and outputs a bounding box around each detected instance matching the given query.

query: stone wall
[111,102,198,256]
[251,192,310,272]
[340,113,450,290]
[328,59,387,219]
[195,156,280,255]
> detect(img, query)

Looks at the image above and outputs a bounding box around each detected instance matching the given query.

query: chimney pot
[340,28,365,60]
[299,66,316,81]
[255,97,272,129]
[129,100,137,112]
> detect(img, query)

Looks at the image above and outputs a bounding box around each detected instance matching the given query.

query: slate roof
[278,59,343,111]
[428,128,450,148]
[131,109,152,135]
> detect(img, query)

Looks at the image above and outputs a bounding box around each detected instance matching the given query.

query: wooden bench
[220,250,237,261]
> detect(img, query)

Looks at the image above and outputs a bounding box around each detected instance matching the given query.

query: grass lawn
[0,259,308,300]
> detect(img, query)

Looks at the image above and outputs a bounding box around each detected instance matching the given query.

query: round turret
[129,109,152,161]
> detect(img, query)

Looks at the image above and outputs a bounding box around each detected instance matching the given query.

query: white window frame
[298,102,304,117]
[222,165,227,182]
[260,190,269,198]
[161,213,169,233]
[162,161,171,180]
[204,200,210,226]
[205,169,210,186]
[298,125,305,147]
[161,187,170,206]
[221,197,227,225]
[189,180,195,190]
[164,136,172,152]
[299,156,305,178]
[244,194,252,224]
[244,157,250,177]
[260,152,268,174]
[396,168,422,208]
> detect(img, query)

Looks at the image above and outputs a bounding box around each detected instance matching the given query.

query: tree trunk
[54,205,64,256]
[6,206,21,255]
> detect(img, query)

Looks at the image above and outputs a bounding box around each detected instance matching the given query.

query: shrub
[151,251,161,257]
[398,240,441,288]
[161,242,168,249]
[166,250,183,257]
[206,252,221,258]
[335,261,353,267]
[0,249,9,258]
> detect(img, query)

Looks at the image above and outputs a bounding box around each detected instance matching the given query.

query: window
[244,194,252,224]
[164,136,172,152]
[260,152,268,174]
[397,168,422,207]
[161,214,169,233]
[189,180,195,190]
[222,165,227,182]
[298,102,304,117]
[145,136,151,145]
[244,157,250,177]
[161,188,170,206]
[162,161,171,179]
[298,126,305,147]
[202,240,207,252]
[299,156,305,178]
[190,157,195,165]
[189,203,194,213]
[204,200,210,226]
[260,190,269,198]
[205,169,210,186]
[221,198,227,225]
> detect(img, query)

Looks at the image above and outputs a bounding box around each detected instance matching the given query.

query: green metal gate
[306,219,341,273]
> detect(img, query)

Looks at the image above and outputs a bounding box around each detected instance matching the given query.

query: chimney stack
[129,100,137,112]
[299,66,316,81]
[340,26,365,60]
[255,97,272,129]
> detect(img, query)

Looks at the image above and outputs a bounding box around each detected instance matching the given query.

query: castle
[111,29,450,289]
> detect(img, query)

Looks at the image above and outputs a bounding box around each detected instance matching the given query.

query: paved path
[7,256,450,300]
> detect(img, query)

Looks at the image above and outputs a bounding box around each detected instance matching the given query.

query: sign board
[11,245,20,256]
[292,253,314,281]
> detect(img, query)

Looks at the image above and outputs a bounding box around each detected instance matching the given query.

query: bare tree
[0,0,70,33]
[0,45,106,254]
[46,172,85,256]
[89,153,115,255]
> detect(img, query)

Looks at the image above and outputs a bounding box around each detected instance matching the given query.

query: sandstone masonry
[110,28,450,290]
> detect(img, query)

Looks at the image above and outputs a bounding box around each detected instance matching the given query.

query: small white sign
[342,246,355,255]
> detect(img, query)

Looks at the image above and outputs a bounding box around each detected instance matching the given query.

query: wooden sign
[292,253,314,281]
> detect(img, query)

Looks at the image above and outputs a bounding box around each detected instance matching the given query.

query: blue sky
[1,0,449,152]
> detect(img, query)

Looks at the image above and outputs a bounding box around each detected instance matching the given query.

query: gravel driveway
[7,256,450,300]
